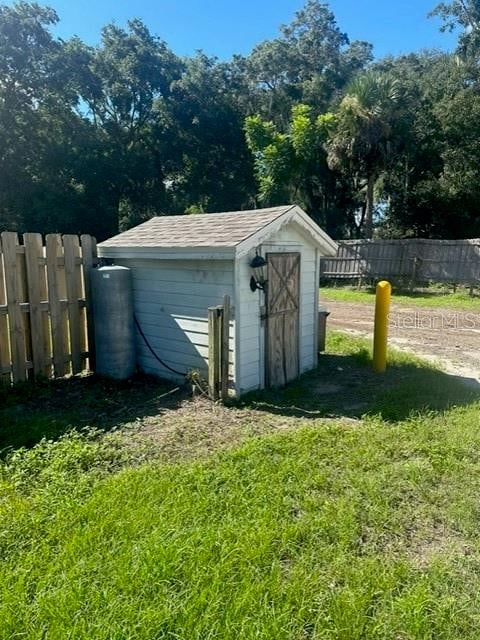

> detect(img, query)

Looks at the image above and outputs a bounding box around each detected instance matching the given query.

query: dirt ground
[326,299,480,382]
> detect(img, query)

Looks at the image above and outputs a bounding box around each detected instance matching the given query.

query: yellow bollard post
[373,280,392,373]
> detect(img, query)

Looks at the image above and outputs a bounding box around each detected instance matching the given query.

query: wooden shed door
[266,252,300,388]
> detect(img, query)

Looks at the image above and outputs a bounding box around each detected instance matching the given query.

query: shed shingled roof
[99,206,295,248]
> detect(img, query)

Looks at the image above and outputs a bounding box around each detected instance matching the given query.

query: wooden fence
[0,232,97,384]
[320,238,480,285]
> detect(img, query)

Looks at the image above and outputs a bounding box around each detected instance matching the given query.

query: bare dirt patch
[121,394,308,463]
[325,299,480,382]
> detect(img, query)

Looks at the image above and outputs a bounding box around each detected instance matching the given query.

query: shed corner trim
[234,205,338,258]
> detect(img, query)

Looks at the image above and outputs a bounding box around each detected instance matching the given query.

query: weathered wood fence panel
[321,238,480,284]
[0,232,98,384]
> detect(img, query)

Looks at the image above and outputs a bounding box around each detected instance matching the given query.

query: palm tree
[327,72,401,238]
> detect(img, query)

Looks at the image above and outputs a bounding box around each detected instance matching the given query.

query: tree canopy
[0,0,479,239]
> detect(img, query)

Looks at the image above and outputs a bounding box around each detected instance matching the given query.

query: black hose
[133,314,188,377]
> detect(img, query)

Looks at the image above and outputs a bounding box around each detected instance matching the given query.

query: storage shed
[98,205,337,396]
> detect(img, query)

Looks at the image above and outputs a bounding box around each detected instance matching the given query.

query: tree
[65,20,183,235]
[6,0,480,243]
[0,2,69,111]
[0,2,57,228]
[165,53,256,215]
[327,72,403,238]
[245,105,354,236]
[372,53,453,237]
[375,50,480,238]
[430,0,480,60]
[0,2,104,234]
[242,1,372,124]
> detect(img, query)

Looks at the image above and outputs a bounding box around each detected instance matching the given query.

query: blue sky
[29,0,458,59]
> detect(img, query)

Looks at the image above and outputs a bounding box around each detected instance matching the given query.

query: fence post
[410,256,418,291]
[63,235,82,374]
[80,234,98,371]
[0,237,11,383]
[208,296,231,402]
[1,232,27,383]
[208,306,222,400]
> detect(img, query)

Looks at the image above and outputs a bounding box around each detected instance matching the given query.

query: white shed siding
[234,255,262,394]
[113,258,235,383]
[235,225,318,394]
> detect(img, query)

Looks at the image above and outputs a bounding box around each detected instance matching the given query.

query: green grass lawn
[321,285,480,310]
[1,334,480,639]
